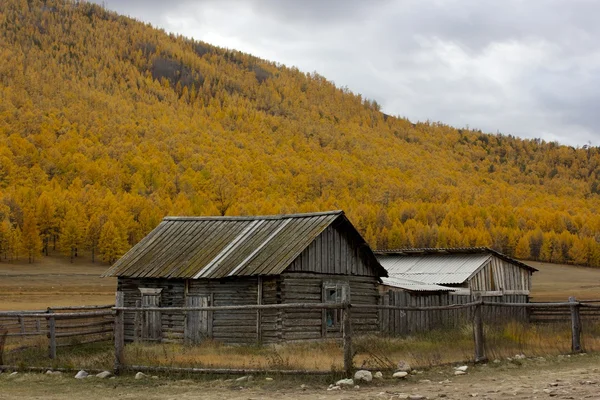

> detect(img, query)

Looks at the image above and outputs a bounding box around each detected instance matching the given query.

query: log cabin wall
[279,273,380,341]
[187,277,258,344]
[118,278,185,342]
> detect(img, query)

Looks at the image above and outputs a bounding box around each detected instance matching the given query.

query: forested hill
[1,0,600,267]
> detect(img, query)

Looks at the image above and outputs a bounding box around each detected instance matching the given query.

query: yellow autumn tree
[21,211,42,263]
[98,220,128,264]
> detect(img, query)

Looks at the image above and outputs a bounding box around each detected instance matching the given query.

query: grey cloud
[93,0,600,146]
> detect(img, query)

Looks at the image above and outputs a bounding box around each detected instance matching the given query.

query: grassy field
[528,260,600,301]
[0,252,116,310]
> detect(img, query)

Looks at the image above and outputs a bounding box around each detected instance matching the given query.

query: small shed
[375,248,538,333]
[103,211,387,344]
[375,247,537,298]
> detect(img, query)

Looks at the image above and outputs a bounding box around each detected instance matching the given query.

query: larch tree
[36,192,56,256]
[21,211,42,263]
[85,215,103,263]
[60,208,83,263]
[98,220,128,264]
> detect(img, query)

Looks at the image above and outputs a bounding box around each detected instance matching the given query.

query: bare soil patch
[2,353,600,399]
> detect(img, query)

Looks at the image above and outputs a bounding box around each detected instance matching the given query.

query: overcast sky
[95,0,599,146]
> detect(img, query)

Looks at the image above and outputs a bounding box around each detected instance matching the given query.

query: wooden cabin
[375,248,537,332]
[102,211,387,344]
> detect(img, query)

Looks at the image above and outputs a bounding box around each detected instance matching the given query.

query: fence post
[47,308,56,359]
[569,296,582,353]
[114,291,125,375]
[342,302,353,376]
[472,293,487,363]
[0,327,7,365]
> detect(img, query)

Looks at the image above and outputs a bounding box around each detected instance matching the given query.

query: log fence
[2,298,600,376]
[0,305,114,360]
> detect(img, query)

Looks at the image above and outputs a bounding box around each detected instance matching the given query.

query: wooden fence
[0,305,114,359]
[2,297,600,375]
[111,294,600,375]
[528,300,600,323]
[378,291,529,335]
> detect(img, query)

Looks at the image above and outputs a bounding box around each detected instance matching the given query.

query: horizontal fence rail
[2,297,597,376]
[0,306,115,360]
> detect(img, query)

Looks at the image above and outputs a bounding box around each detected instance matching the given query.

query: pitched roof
[381,276,456,292]
[103,211,386,279]
[375,247,537,285]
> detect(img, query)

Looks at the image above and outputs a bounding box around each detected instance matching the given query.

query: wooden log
[50,305,114,311]
[353,302,480,311]
[0,328,6,366]
[0,311,114,319]
[55,320,113,330]
[48,309,56,360]
[342,302,353,376]
[114,292,125,375]
[473,293,486,363]
[484,301,575,307]
[257,276,262,344]
[114,302,347,312]
[570,296,582,353]
[52,327,114,339]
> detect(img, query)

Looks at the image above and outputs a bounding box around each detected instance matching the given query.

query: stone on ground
[354,370,373,382]
[455,370,466,376]
[134,372,147,380]
[335,378,354,387]
[96,371,112,379]
[393,371,409,379]
[455,365,468,372]
[374,371,383,379]
[74,370,88,379]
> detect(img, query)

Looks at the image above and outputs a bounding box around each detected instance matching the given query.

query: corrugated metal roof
[375,247,537,272]
[381,276,456,292]
[377,253,493,285]
[103,211,386,279]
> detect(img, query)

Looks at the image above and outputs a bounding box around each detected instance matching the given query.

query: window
[322,281,349,331]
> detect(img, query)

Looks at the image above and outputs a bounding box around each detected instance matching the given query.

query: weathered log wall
[379,288,529,335]
[280,273,379,341]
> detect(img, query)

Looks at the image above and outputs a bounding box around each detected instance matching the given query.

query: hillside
[1,0,600,266]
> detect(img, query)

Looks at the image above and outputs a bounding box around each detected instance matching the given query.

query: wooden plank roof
[103,210,386,279]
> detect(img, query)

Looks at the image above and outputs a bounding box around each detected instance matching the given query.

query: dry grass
[6,319,600,373]
[0,251,116,310]
[528,260,600,301]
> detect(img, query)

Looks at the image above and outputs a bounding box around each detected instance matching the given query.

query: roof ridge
[163,210,344,221]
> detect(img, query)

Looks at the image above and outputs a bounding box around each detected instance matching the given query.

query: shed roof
[375,247,537,285]
[103,211,386,279]
[381,276,456,292]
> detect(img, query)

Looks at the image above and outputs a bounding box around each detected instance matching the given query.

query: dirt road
[2,354,600,399]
